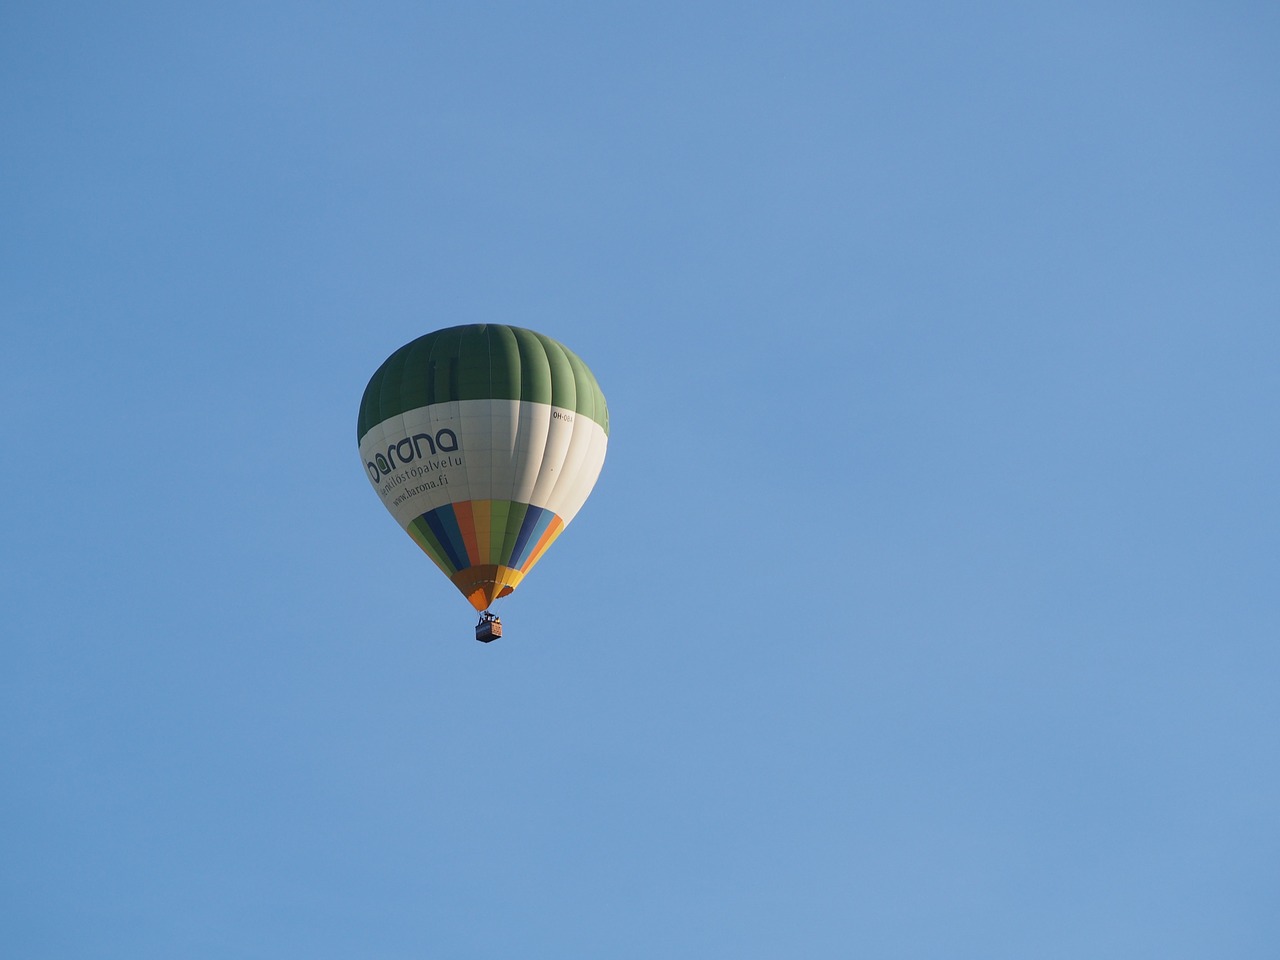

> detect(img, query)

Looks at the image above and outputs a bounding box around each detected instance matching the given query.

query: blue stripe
[410,516,456,574]
[424,506,469,571]
[508,505,546,570]
[512,509,555,569]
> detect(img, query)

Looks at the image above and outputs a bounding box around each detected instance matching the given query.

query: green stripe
[512,326,553,406]
[534,332,575,411]
[499,501,530,567]
[488,498,512,561]
[408,516,455,575]
[357,324,608,441]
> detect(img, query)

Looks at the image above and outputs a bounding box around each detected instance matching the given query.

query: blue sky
[3,2,1278,957]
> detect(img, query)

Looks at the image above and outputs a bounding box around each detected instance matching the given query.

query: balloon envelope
[357,324,609,610]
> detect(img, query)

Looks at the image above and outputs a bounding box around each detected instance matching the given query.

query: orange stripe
[453,500,481,568]
[472,499,492,565]
[520,516,565,573]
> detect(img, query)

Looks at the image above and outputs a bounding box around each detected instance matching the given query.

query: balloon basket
[475,612,502,643]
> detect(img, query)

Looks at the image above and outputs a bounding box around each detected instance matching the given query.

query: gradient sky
[3,2,1279,957]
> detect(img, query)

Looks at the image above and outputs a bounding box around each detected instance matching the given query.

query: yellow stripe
[472,499,492,565]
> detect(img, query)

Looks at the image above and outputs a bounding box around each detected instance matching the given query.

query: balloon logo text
[364,428,460,482]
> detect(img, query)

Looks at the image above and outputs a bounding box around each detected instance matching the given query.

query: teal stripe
[357,324,608,441]
[510,508,555,570]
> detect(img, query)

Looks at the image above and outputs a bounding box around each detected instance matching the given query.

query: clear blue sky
[3,2,1278,957]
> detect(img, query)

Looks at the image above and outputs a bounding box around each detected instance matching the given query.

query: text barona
[366,429,459,481]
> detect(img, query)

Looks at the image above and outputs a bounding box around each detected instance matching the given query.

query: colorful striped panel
[406,500,567,606]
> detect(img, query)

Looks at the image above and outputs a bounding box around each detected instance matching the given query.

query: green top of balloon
[357,324,609,443]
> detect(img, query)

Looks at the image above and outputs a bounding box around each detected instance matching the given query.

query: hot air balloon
[357,324,609,641]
